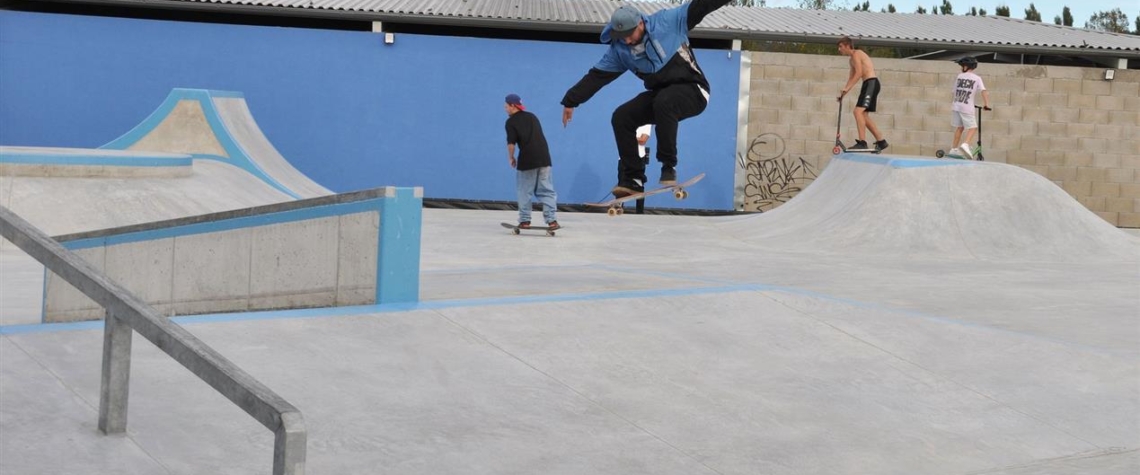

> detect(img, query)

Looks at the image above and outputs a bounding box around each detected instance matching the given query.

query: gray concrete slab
[0,337,166,474]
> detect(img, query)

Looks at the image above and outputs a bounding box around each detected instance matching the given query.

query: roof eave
[29,0,1140,59]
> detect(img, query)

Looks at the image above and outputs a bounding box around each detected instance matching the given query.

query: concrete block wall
[743,51,1140,226]
[43,187,422,323]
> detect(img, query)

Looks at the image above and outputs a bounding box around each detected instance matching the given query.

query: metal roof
[50,0,1140,57]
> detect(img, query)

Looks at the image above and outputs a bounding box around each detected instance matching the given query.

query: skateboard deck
[843,147,881,154]
[501,222,560,236]
[586,173,705,216]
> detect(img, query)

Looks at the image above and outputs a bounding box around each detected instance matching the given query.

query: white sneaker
[960,143,973,159]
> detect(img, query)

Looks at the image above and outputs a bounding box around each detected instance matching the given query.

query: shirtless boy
[837,36,888,152]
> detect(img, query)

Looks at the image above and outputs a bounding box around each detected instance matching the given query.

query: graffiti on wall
[737,133,818,212]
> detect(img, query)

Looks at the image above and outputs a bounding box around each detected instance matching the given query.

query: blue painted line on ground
[0,284,762,335]
[1,271,1125,357]
[576,265,1129,356]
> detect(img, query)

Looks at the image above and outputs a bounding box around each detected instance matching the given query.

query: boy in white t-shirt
[949,57,991,159]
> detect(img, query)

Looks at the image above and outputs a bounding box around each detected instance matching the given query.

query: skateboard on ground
[501,222,560,237]
[586,173,705,216]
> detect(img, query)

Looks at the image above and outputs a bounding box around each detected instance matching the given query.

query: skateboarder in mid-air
[560,0,734,198]
[837,36,889,152]
[504,93,559,230]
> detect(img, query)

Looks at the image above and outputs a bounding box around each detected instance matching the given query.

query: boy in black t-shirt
[505,93,558,229]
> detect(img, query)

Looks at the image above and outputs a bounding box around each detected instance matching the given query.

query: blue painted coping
[838,153,977,168]
[0,149,192,167]
[58,187,423,310]
[99,88,304,200]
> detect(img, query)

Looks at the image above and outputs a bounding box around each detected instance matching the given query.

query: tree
[1084,8,1129,33]
[853,1,870,11]
[969,7,977,15]
[1135,16,1139,34]
[1024,3,1041,21]
[797,0,835,9]
[939,0,953,15]
[1061,6,1073,26]
[995,5,1010,17]
[979,7,987,15]
[916,6,927,14]
[887,4,896,12]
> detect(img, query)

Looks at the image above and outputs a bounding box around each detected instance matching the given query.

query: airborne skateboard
[586,173,705,216]
[501,222,561,237]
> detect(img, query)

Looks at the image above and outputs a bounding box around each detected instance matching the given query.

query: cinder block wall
[742,51,1140,227]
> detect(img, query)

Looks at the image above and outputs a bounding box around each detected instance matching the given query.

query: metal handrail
[0,205,306,474]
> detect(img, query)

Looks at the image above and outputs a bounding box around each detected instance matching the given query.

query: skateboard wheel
[616,208,624,215]
[674,190,683,199]
[607,208,618,216]
[832,146,842,155]
[682,190,689,199]
[935,150,945,158]
[547,231,555,237]
[513,228,520,235]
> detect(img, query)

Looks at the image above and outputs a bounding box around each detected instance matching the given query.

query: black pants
[611,83,707,182]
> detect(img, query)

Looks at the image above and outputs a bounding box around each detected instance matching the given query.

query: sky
[759,0,1135,29]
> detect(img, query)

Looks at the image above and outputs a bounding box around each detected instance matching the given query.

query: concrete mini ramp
[101,88,332,200]
[721,154,1140,262]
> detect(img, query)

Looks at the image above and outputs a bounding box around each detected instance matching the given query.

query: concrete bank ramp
[0,160,294,238]
[0,89,334,237]
[101,88,332,200]
[719,154,1139,262]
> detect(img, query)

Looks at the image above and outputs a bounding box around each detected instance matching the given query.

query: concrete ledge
[44,187,422,322]
[0,146,192,178]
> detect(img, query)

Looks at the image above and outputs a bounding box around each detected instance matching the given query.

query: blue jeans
[517,166,557,224]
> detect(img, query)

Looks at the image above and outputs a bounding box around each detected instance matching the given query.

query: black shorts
[856,77,881,112]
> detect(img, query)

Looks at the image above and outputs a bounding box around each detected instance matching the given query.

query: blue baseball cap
[609,5,641,38]
[505,93,525,110]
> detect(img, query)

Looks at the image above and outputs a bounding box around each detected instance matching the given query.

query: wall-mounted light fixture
[1104,69,1115,81]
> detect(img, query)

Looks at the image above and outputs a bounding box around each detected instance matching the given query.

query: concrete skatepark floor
[0,152,1135,473]
[1,156,1138,474]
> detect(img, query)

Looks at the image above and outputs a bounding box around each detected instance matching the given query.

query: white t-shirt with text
[952,71,986,114]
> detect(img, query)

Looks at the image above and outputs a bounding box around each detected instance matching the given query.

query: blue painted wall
[0,10,740,210]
